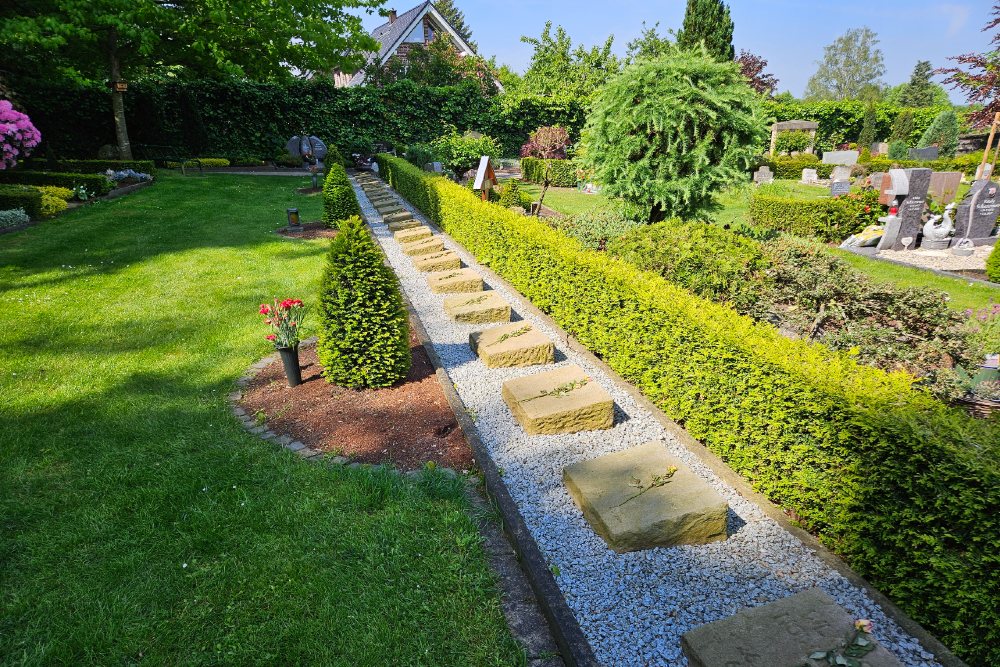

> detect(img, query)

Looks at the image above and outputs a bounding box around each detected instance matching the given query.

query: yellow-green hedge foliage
[987,243,1000,283]
[520,157,577,187]
[33,186,74,201]
[376,153,1000,665]
[164,158,231,168]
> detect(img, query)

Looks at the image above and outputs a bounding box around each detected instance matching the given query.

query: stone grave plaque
[414,250,461,272]
[387,219,421,233]
[400,236,445,257]
[830,165,852,182]
[801,168,819,184]
[443,291,511,324]
[681,588,904,667]
[753,166,774,184]
[563,442,728,553]
[891,168,932,250]
[470,321,555,368]
[871,141,889,155]
[909,146,939,161]
[383,211,414,225]
[502,365,614,435]
[928,171,963,205]
[822,150,860,165]
[427,268,483,294]
[394,226,432,243]
[869,172,886,193]
[954,179,1000,242]
[829,181,851,197]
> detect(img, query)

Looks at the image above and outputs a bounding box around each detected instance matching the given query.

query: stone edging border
[840,244,1000,288]
[368,177,968,667]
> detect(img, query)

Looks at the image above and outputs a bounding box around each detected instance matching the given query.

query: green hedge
[520,157,577,187]
[747,190,880,242]
[0,171,114,196]
[761,153,982,180]
[22,159,156,175]
[321,165,361,229]
[759,155,834,180]
[0,185,43,219]
[375,153,999,665]
[987,243,1000,283]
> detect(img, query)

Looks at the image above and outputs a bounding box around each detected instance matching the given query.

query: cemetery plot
[501,364,614,435]
[400,236,446,257]
[469,321,555,368]
[427,268,484,294]
[394,226,433,243]
[413,250,461,272]
[388,219,421,232]
[443,291,511,324]
[681,588,904,667]
[563,441,728,553]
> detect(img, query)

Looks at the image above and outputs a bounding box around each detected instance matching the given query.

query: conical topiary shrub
[317,215,411,388]
[322,163,361,229]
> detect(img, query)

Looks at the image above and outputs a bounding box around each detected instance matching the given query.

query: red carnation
[259,304,271,315]
[266,334,276,341]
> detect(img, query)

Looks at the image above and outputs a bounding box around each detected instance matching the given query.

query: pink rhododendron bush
[1,100,41,170]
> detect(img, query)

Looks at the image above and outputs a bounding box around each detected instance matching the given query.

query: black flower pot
[277,346,302,388]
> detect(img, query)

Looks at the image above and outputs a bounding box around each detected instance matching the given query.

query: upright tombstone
[801,168,819,185]
[829,180,851,197]
[285,134,329,170]
[953,180,1000,244]
[928,171,963,205]
[753,165,774,184]
[869,172,887,194]
[909,146,939,161]
[892,168,932,250]
[830,165,852,182]
[821,150,860,166]
[871,141,890,155]
[876,170,909,250]
[975,162,994,180]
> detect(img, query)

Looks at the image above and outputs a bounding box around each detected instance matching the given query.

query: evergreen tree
[676,0,735,61]
[898,61,937,107]
[434,0,476,51]
[917,108,960,157]
[582,46,767,222]
[889,110,914,143]
[858,102,878,148]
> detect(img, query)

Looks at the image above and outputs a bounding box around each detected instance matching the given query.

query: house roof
[347,1,476,86]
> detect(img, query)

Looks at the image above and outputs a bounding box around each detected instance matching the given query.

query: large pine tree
[434,0,476,51]
[676,0,735,61]
[898,60,936,107]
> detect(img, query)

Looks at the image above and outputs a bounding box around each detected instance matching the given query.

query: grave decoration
[952,179,1000,247]
[921,204,955,250]
[473,156,498,202]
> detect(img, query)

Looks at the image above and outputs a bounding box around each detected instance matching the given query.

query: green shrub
[431,129,501,175]
[552,207,644,250]
[748,188,880,241]
[0,185,43,219]
[164,157,230,168]
[496,181,529,210]
[37,192,69,217]
[761,154,835,180]
[316,215,411,388]
[888,140,908,160]
[32,185,74,201]
[322,164,361,229]
[0,170,113,196]
[774,130,812,155]
[917,109,960,158]
[22,158,156,175]
[0,207,31,228]
[405,143,437,169]
[987,243,1000,283]
[520,157,577,187]
[375,153,999,665]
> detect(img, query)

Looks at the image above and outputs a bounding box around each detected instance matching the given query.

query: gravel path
[352,177,942,667]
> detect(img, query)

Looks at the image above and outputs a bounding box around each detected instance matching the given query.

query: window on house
[424,18,435,43]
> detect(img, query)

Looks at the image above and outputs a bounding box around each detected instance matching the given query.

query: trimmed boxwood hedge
[520,157,577,187]
[747,190,878,242]
[321,164,361,229]
[376,153,999,665]
[987,243,1000,283]
[22,159,156,175]
[0,170,113,196]
[0,185,43,219]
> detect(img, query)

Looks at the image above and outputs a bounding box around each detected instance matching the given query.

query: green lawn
[0,173,522,664]
[517,182,607,216]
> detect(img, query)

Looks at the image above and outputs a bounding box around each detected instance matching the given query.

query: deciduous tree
[736,50,778,96]
[938,4,1000,127]
[520,22,621,100]
[804,28,885,101]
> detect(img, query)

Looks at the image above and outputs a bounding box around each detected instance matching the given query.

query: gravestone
[563,442,728,553]
[470,321,555,368]
[413,250,461,272]
[871,142,889,155]
[829,181,851,197]
[928,171,963,205]
[443,292,511,324]
[427,268,483,294]
[680,588,904,667]
[953,180,1000,244]
[753,166,774,184]
[869,172,887,193]
[830,165,852,182]
[801,169,819,184]
[891,168,932,251]
[400,236,445,257]
[821,150,860,165]
[975,162,993,180]
[909,146,939,161]
[502,365,614,435]
[878,168,908,207]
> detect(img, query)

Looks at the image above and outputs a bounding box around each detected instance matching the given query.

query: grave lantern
[286,208,301,229]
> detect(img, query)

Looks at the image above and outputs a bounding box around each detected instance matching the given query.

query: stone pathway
[351,174,944,667]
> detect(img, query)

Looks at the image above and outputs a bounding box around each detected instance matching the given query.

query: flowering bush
[105,168,152,184]
[0,100,41,170]
[520,126,570,159]
[259,298,307,349]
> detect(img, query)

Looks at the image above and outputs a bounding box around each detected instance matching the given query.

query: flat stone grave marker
[376,204,405,215]
[892,168,932,250]
[427,268,483,294]
[681,588,904,667]
[502,364,614,435]
[414,250,461,272]
[821,150,860,165]
[909,146,939,161]
[954,179,1000,243]
[563,441,728,553]
[370,194,396,203]
[470,321,555,368]
[394,226,432,243]
[753,166,774,184]
[388,219,421,233]
[401,236,445,257]
[384,211,414,225]
[801,168,819,184]
[443,292,511,324]
[830,165,852,182]
[829,180,851,197]
[928,171,962,205]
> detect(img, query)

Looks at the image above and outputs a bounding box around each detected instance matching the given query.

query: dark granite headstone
[892,168,932,250]
[953,179,1000,243]
[830,181,851,197]
[909,146,939,161]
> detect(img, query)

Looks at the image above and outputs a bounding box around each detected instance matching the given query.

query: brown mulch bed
[276,222,336,240]
[239,328,473,472]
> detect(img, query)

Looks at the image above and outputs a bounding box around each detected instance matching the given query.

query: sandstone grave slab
[443,292,511,324]
[681,588,904,667]
[400,236,444,256]
[470,322,555,368]
[384,211,414,225]
[427,268,483,294]
[414,250,461,272]
[394,226,433,243]
[387,218,421,232]
[563,441,728,552]
[502,365,614,435]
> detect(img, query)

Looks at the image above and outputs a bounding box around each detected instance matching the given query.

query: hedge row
[375,154,999,665]
[762,152,983,181]
[0,170,114,196]
[0,185,43,219]
[321,164,360,229]
[747,190,880,242]
[520,158,578,187]
[22,159,156,175]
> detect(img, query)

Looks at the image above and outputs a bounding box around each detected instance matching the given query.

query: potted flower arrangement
[260,298,307,387]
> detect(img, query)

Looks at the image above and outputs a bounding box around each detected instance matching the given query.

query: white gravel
[352,176,943,667]
[877,244,993,271]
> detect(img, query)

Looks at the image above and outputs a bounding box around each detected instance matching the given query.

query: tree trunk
[108,28,133,160]
[648,203,667,223]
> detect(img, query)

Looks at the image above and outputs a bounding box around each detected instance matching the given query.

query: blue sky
[361,1,992,102]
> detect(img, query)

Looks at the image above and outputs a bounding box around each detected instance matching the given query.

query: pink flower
[266,334,276,341]
[854,619,873,634]
[259,304,271,315]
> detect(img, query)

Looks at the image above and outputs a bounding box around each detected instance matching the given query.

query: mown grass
[0,172,522,665]
[516,182,606,216]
